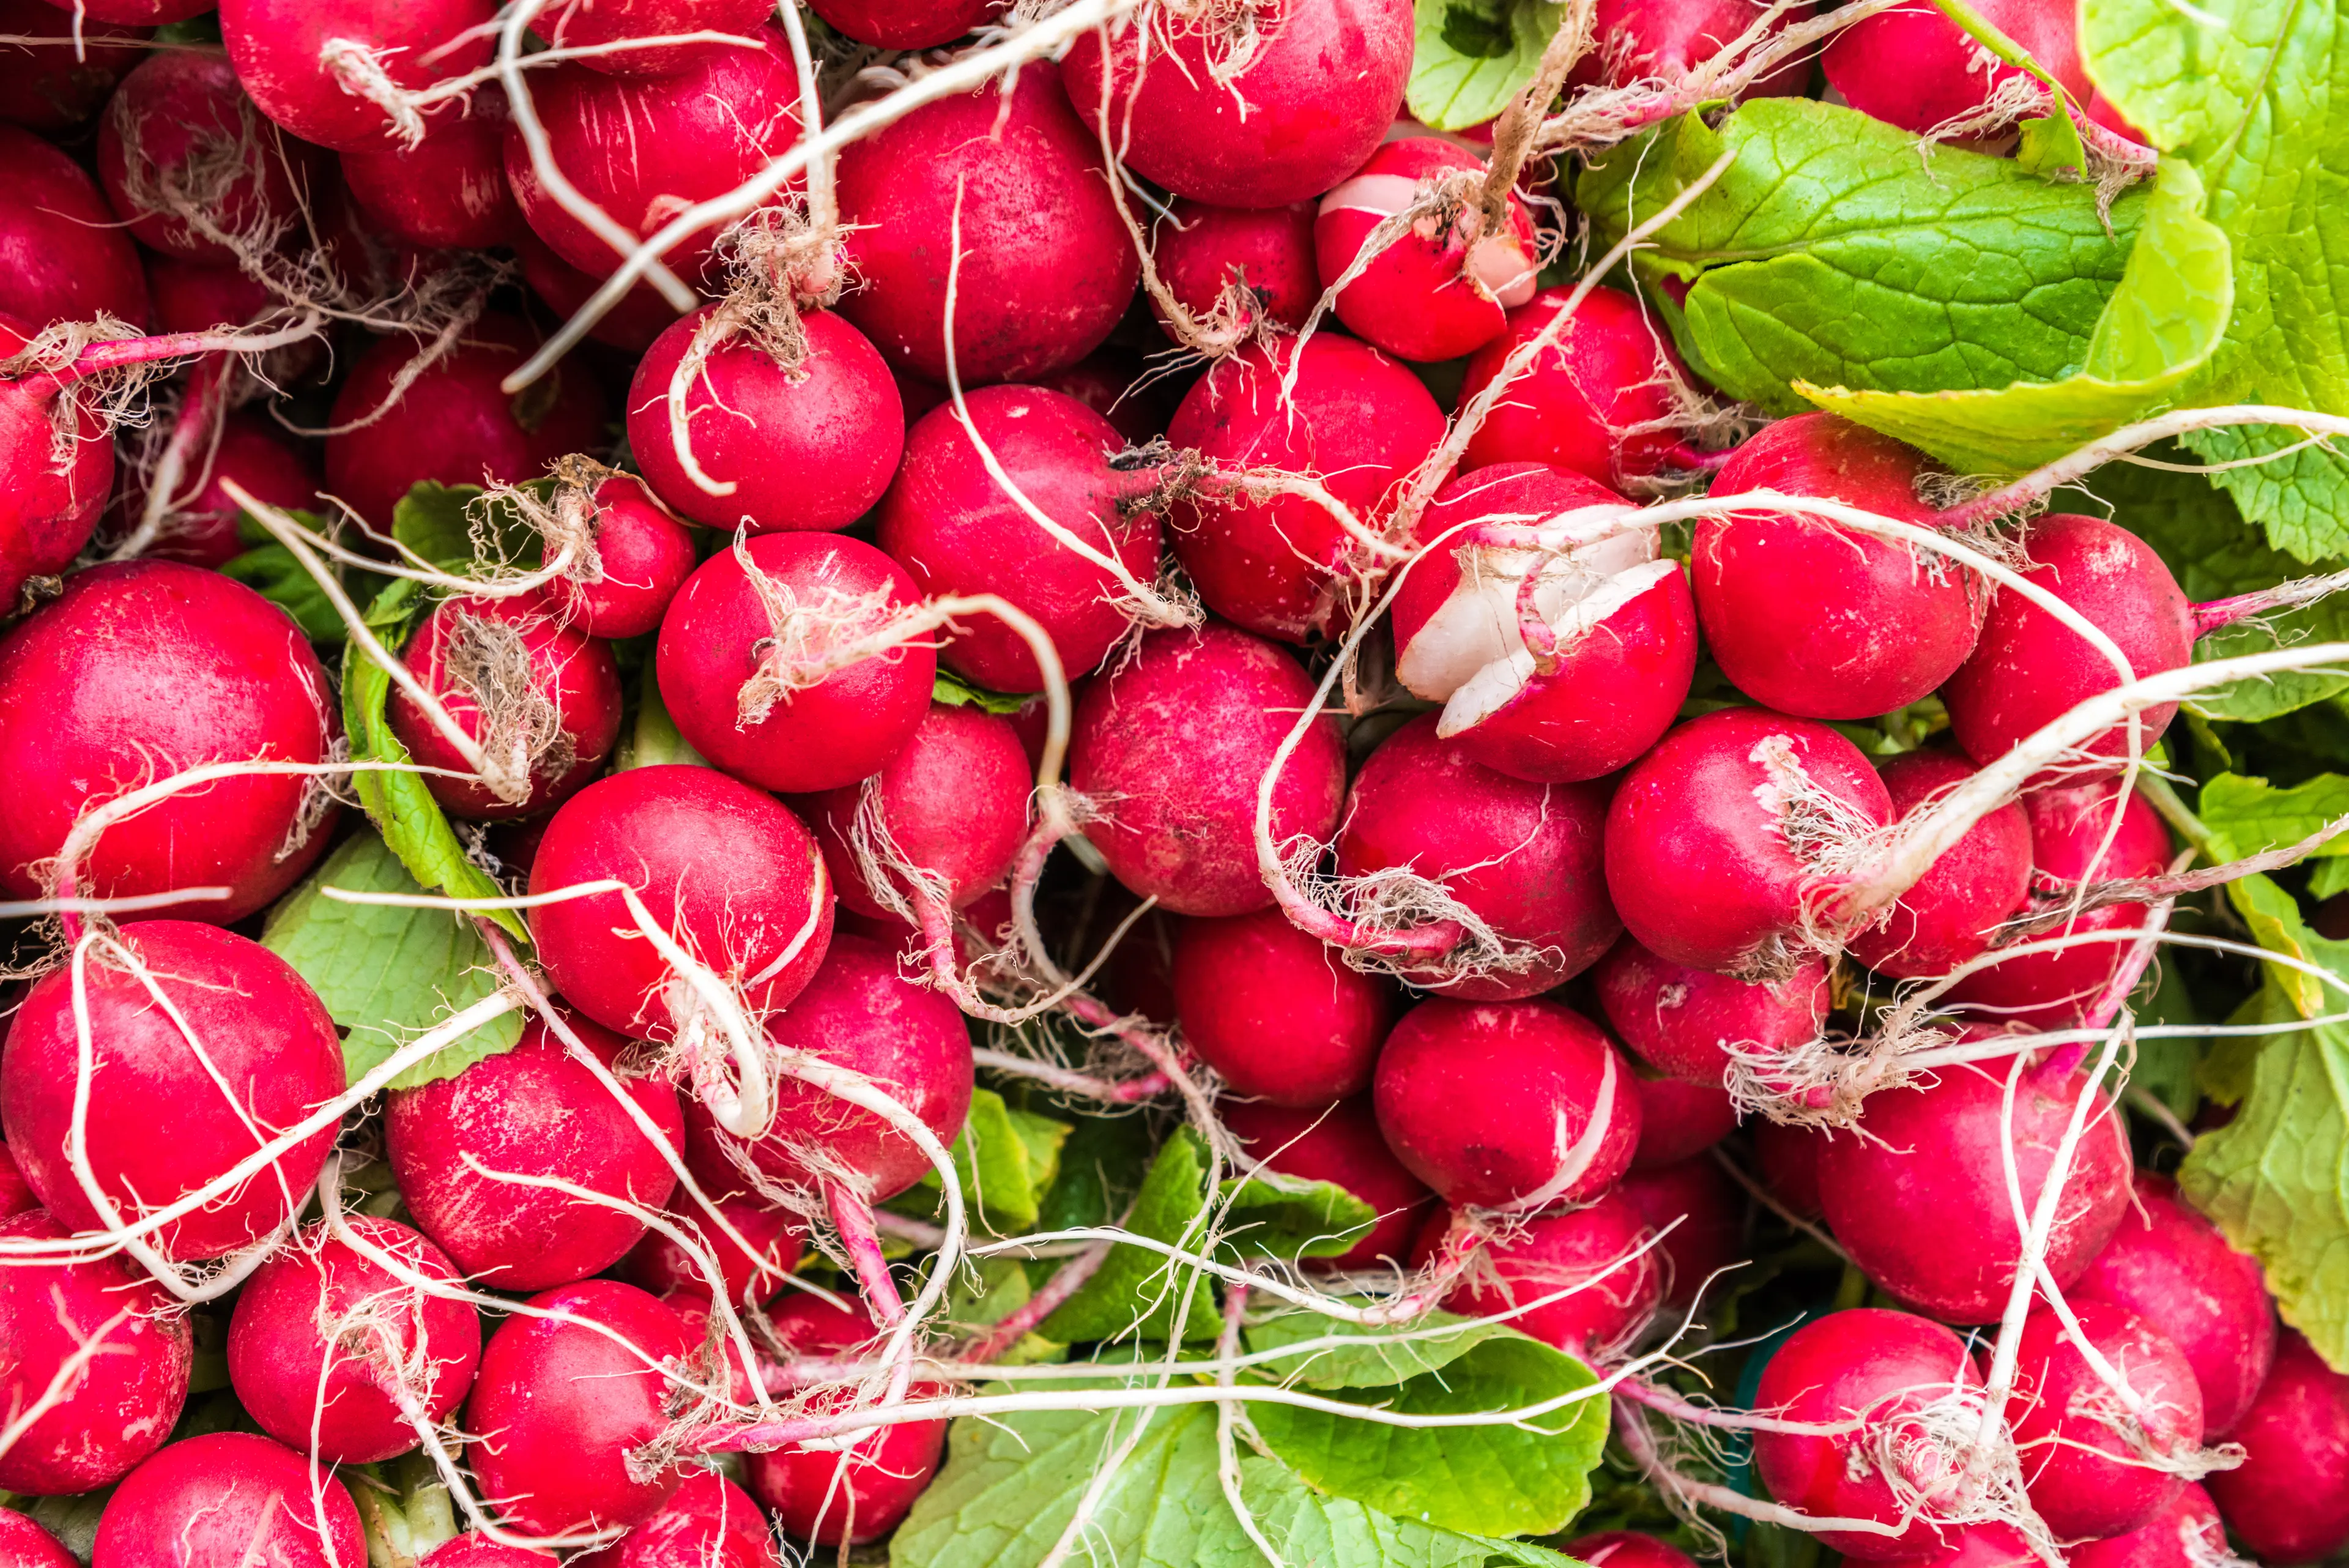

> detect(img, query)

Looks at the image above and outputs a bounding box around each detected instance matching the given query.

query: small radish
[2,921,344,1261]
[744,1296,949,1544]
[1751,1119,1824,1217]
[0,124,150,327]
[1456,285,1691,488]
[1313,138,1538,363]
[2069,1485,2229,1568]
[622,1195,804,1306]
[1570,0,1815,93]
[218,0,495,152]
[1151,199,1319,341]
[226,1215,481,1465]
[2007,1298,2203,1539]
[1069,624,1344,917]
[343,89,523,250]
[1846,749,2033,980]
[96,51,327,264]
[0,312,119,606]
[92,1433,363,1568]
[1221,1096,1432,1269]
[1619,1155,1744,1308]
[1628,1070,1737,1169]
[0,1210,190,1495]
[1560,1534,1700,1568]
[1422,1190,1664,1354]
[1061,0,1414,207]
[421,1538,557,1566]
[1174,908,1395,1104]
[387,1009,686,1291]
[516,228,685,352]
[573,1471,780,1568]
[655,532,934,793]
[808,0,1003,46]
[0,1513,75,1568]
[1593,934,1829,1086]
[547,472,699,639]
[0,1,150,133]
[110,409,321,570]
[534,0,781,78]
[1822,0,2092,136]
[1373,997,1641,1209]
[2206,1331,2349,1562]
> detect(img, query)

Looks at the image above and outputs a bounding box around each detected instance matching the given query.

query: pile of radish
[7,0,2349,1563]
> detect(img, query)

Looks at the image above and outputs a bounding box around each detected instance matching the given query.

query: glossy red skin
[1174,907,1395,1104]
[574,1471,779,1568]
[622,1197,804,1306]
[388,1013,685,1290]
[0,319,114,606]
[1373,997,1641,1208]
[1629,1071,1737,1168]
[387,594,623,821]
[1753,1309,1984,1558]
[0,124,149,327]
[92,1433,363,1568]
[1070,624,1344,916]
[1560,1533,1699,1568]
[4,923,343,1261]
[504,26,798,279]
[2208,1331,2349,1561]
[0,1,150,132]
[1942,513,2195,779]
[227,1216,481,1465]
[515,226,685,352]
[1594,933,1828,1084]
[1425,1191,1664,1354]
[1458,286,1689,486]
[1061,0,1413,207]
[115,409,320,570]
[1152,199,1319,340]
[798,704,1031,920]
[1822,0,2091,136]
[221,0,492,150]
[324,313,606,530]
[0,1210,190,1495]
[1847,749,2033,979]
[2009,1298,2202,1539]
[747,1395,949,1545]
[1603,707,1894,976]
[421,1537,557,1567]
[837,70,1138,384]
[2069,1485,2228,1568]
[877,385,1160,690]
[553,474,699,639]
[0,1140,31,1216]
[1031,352,1168,444]
[1569,0,1814,92]
[1167,335,1447,641]
[1867,1523,2036,1568]
[1222,1096,1431,1269]
[527,765,835,1039]
[535,0,780,76]
[1338,715,1618,998]
[1620,1156,1743,1309]
[1817,1054,2134,1323]
[0,1513,76,1568]
[1315,139,1534,363]
[97,51,324,264]
[467,1280,695,1537]
[343,92,522,249]
[656,532,933,792]
[1752,1118,1824,1217]
[808,0,1001,46]
[2073,1172,2276,1435]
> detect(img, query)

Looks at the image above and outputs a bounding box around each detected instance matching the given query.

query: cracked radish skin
[1314,138,1538,362]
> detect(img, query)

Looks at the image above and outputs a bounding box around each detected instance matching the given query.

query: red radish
[1174,908,1394,1104]
[1594,934,1829,1085]
[1373,997,1641,1209]
[807,0,1003,47]
[92,1433,363,1568]
[1752,1118,1825,1217]
[1846,749,2033,979]
[1061,0,1414,207]
[1628,1070,1737,1168]
[1560,1533,1699,1568]
[96,51,325,264]
[1457,285,1690,488]
[0,312,117,606]
[836,70,1138,384]
[550,472,699,639]
[574,1471,779,1568]
[111,409,321,570]
[622,1196,803,1306]
[1165,334,1446,642]
[628,305,904,535]
[147,256,286,334]
[1620,1155,1743,1307]
[1390,463,1696,782]
[1151,199,1319,341]
[1422,1190,1664,1354]
[0,1140,31,1216]
[2206,1331,2349,1562]
[2073,1172,2276,1435]
[1940,513,2195,779]
[796,704,1031,920]
[2068,1485,2230,1568]
[226,1216,481,1465]
[0,1513,75,1568]
[1032,352,1168,445]
[324,313,606,530]
[1822,0,2092,136]
[535,0,781,78]
[1221,1096,1433,1269]
[387,1010,686,1290]
[466,1280,696,1537]
[1314,138,1538,363]
[1696,414,1984,719]
[1569,0,1815,92]
[0,562,338,922]
[1868,1524,2036,1568]
[1336,715,1619,998]
[655,532,934,793]
[516,228,685,352]
[875,384,1160,691]
[0,1210,190,1495]
[745,1297,949,1544]
[219,0,495,152]
[1099,894,1180,1022]
[0,124,149,329]
[1069,624,1344,917]
[1603,706,1894,978]
[422,1538,557,1566]
[2008,1298,2202,1539]
[343,92,522,250]
[3,921,344,1261]
[1816,1052,2134,1323]
[1750,1308,1986,1559]
[0,1,150,133]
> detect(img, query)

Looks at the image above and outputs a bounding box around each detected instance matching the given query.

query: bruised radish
[1152,199,1319,341]
[1846,749,2032,979]
[0,1,150,133]
[1628,1070,1737,1168]
[1594,934,1829,1085]
[110,409,320,570]
[2068,1485,2230,1568]
[1570,0,1814,92]
[2008,1298,2202,1539]
[0,1514,74,1568]
[1175,908,1395,1104]
[1222,1096,1432,1269]
[622,1196,804,1306]
[1315,139,1537,362]
[809,0,1002,46]
[0,312,118,605]
[574,1471,780,1568]
[550,472,699,639]
[1620,1155,1744,1307]
[1457,285,1690,488]
[1423,1190,1664,1354]
[745,1296,949,1544]
[1822,0,2092,136]
[92,1433,363,1567]
[535,0,781,78]
[343,91,522,250]
[2205,1331,2349,1564]
[0,124,149,327]
[96,51,325,264]
[516,228,686,352]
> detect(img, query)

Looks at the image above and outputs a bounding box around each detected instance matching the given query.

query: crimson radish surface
[1423,1191,1664,1356]
[1313,138,1538,363]
[90,1433,363,1568]
[1174,908,1395,1104]
[1221,1096,1432,1270]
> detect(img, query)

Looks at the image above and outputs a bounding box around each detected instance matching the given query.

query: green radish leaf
[389,481,548,574]
[1241,1308,1524,1390]
[1406,0,1563,132]
[615,672,712,771]
[1195,1457,1579,1568]
[896,1089,1073,1233]
[1926,0,2090,179]
[221,543,349,644]
[932,670,1037,716]
[2199,773,2349,879]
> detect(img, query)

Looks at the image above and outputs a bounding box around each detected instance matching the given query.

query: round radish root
[1594,934,1829,1086]
[574,1471,780,1568]
[1816,1052,2134,1324]
[534,0,780,78]
[1174,908,1395,1104]
[324,313,606,530]
[1373,997,1641,1209]
[517,228,685,352]
[1560,1533,1701,1568]
[92,1433,363,1568]
[0,1141,31,1216]
[1165,334,1446,641]
[95,51,324,264]
[387,1010,685,1290]
[1569,0,1815,92]
[628,306,904,535]
[1391,463,1696,782]
[2074,1172,2276,1436]
[0,124,149,328]
[1628,1071,1737,1169]
[421,1537,558,1566]
[343,92,522,250]
[226,1215,482,1465]
[552,472,699,639]
[656,532,934,794]
[1422,1189,1664,1355]
[2207,1331,2349,1562]
[527,764,834,1040]
[1457,284,1692,488]
[1151,199,1319,341]
[1620,1156,1743,1307]
[1061,0,1413,207]
[1750,1308,1987,1559]
[1070,624,1344,917]
[2068,1484,2229,1568]
[836,70,1138,384]
[1753,1118,1824,1217]
[2008,1298,2203,1540]
[1941,513,2194,780]
[1604,706,1894,979]
[112,409,320,570]
[1337,715,1619,998]
[1315,138,1538,363]
[219,0,492,150]
[0,1513,75,1568]
[622,1196,803,1306]
[0,1210,190,1495]
[467,1280,695,1537]
[0,1,151,134]
[876,384,1161,691]
[0,314,116,606]
[3,921,344,1261]
[1696,414,1983,719]
[1822,0,2092,136]
[808,0,1003,46]
[1846,749,2032,980]
[1222,1096,1432,1269]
